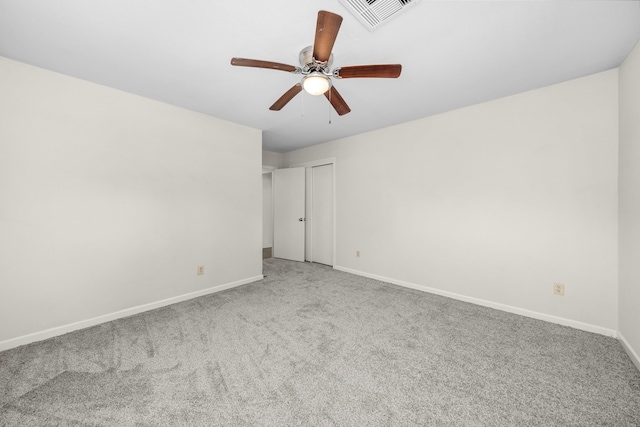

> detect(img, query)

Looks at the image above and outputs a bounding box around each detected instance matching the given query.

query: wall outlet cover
[553,283,564,296]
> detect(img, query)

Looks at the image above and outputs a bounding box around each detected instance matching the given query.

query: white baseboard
[618,332,640,372]
[334,265,617,338]
[0,275,263,352]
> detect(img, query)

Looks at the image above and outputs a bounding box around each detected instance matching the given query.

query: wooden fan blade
[324,86,351,116]
[231,58,298,73]
[312,11,343,63]
[335,64,402,79]
[269,84,303,111]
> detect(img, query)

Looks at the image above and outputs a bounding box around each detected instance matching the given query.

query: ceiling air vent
[338,0,418,31]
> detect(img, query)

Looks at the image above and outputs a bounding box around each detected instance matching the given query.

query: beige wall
[287,70,620,335]
[0,57,263,349]
[619,40,640,369]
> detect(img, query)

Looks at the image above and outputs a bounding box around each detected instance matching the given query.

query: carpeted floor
[1,258,639,426]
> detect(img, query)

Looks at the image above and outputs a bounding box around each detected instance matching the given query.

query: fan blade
[312,11,343,63]
[324,86,351,116]
[231,58,298,73]
[269,84,303,111]
[335,64,402,79]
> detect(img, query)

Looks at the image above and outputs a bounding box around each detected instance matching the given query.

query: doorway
[264,160,335,266]
[262,169,274,259]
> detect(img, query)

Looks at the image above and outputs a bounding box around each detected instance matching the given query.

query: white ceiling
[1,1,639,153]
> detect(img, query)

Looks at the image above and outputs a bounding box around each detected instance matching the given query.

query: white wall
[287,70,619,334]
[619,40,640,369]
[262,150,285,168]
[0,57,263,348]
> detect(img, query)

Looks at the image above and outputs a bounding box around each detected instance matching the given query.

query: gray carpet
[1,258,639,426]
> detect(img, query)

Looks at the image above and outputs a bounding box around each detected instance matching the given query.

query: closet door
[311,164,333,266]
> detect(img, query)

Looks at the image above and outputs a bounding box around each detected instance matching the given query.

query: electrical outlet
[197,265,205,275]
[553,283,564,296]
[356,250,360,257]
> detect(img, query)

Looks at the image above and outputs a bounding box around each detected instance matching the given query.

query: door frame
[262,165,277,256]
[290,157,336,267]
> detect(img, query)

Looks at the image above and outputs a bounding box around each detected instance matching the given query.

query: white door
[312,164,333,266]
[273,167,305,262]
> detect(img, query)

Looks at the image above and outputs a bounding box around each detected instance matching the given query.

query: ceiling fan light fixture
[302,73,330,95]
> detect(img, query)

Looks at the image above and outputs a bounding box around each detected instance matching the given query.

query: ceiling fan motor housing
[299,45,333,73]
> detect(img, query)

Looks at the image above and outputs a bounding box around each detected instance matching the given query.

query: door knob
[299,218,305,221]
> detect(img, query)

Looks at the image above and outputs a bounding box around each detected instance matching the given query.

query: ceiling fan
[230,10,402,116]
